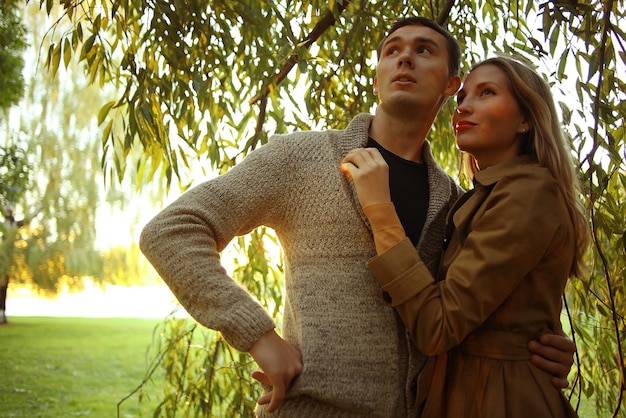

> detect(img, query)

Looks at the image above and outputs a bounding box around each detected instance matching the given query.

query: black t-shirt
[367,138,429,246]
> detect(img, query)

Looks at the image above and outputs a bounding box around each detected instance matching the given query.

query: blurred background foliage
[1,0,623,416]
[0,0,158,323]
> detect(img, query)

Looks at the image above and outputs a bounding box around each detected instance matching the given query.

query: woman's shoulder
[503,163,556,189]
[487,162,568,222]
[477,157,557,194]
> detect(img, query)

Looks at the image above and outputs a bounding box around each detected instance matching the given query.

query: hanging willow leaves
[33,1,626,416]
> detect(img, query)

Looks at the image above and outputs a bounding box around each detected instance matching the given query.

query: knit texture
[140,113,463,417]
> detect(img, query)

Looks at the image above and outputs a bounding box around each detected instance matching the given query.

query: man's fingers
[257,392,272,405]
[251,370,289,411]
[528,341,565,364]
[248,329,303,412]
[267,384,286,412]
[551,376,571,390]
[252,370,275,406]
[528,337,575,370]
[251,370,271,386]
[530,352,569,377]
[539,333,576,355]
[528,335,575,391]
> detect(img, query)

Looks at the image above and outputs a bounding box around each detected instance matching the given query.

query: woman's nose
[456,99,472,113]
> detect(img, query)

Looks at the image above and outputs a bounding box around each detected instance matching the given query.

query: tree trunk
[0,275,8,324]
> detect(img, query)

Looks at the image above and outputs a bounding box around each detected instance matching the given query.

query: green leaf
[63,38,71,68]
[50,43,62,77]
[98,100,116,125]
[79,34,96,61]
[102,119,113,146]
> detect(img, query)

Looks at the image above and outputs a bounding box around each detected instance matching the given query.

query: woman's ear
[517,121,531,134]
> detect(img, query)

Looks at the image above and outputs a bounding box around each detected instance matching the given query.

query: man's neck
[369,108,434,163]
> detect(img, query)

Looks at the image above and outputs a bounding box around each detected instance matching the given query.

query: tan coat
[368,156,578,418]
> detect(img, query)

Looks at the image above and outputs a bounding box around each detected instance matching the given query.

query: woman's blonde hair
[461,56,589,278]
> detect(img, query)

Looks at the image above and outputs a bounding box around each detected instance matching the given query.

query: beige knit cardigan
[140,113,463,417]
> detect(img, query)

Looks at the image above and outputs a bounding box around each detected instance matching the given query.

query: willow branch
[436,0,456,26]
[249,0,353,106]
[586,0,624,415]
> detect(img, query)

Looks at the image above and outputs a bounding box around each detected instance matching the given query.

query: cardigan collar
[340,113,461,275]
[341,113,444,176]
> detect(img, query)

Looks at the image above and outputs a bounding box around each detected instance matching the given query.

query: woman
[341,56,588,418]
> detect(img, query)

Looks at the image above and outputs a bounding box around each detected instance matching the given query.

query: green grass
[1,317,601,417]
[0,316,164,418]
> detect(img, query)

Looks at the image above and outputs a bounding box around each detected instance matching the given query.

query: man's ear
[373,76,379,95]
[445,75,462,97]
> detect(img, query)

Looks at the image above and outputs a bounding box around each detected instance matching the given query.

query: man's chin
[382,97,424,116]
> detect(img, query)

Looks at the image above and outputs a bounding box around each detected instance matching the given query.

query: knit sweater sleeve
[139,138,290,352]
[362,203,407,254]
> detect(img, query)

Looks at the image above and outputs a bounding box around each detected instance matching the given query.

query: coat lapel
[451,155,539,244]
[450,184,492,244]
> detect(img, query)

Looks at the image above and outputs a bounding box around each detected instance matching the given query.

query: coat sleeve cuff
[367,237,434,307]
[362,202,406,254]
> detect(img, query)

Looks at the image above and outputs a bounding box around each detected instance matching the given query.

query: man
[140,17,574,417]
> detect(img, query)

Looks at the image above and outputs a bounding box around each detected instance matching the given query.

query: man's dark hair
[376,17,461,76]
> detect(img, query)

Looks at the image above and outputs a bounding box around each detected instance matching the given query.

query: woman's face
[452,64,530,169]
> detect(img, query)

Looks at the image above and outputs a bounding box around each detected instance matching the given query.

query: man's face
[374,24,459,114]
